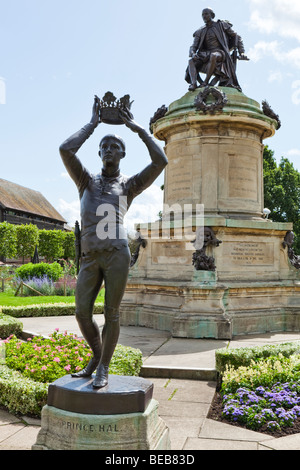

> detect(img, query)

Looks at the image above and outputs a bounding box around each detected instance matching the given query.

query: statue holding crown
[185,7,249,91]
[59,94,168,389]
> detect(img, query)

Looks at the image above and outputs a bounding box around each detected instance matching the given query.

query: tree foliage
[38,229,65,262]
[0,222,17,259]
[263,146,300,254]
[16,224,39,263]
[62,232,75,260]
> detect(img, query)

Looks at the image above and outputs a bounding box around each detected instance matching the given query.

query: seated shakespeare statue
[185,7,248,91]
[59,97,168,388]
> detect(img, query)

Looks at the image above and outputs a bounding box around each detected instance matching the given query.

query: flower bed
[1,329,143,417]
[210,350,300,436]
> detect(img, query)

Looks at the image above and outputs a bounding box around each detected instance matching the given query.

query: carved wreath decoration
[194,87,228,115]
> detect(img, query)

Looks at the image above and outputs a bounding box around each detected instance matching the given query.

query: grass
[0,289,104,307]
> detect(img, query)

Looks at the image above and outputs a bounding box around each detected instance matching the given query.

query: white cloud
[287,148,300,156]
[248,0,300,42]
[248,41,300,69]
[268,71,283,83]
[58,199,80,227]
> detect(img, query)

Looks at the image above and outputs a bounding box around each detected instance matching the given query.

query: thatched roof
[0,179,66,223]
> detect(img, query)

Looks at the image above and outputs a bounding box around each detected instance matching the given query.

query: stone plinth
[120,88,300,339]
[32,375,170,450]
[154,87,275,219]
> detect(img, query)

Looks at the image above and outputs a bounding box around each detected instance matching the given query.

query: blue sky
[0,0,299,230]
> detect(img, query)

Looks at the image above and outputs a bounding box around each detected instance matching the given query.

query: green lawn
[0,290,104,307]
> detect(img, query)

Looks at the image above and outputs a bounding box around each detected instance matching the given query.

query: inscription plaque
[223,242,274,267]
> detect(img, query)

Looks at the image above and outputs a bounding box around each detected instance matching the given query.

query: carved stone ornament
[192,227,222,272]
[149,105,168,134]
[283,231,300,269]
[99,91,134,125]
[194,87,228,115]
[130,234,147,268]
[262,100,281,130]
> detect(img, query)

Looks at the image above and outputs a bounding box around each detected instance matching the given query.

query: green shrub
[1,302,103,318]
[0,365,48,417]
[0,314,23,339]
[15,262,64,282]
[109,344,143,377]
[215,342,300,374]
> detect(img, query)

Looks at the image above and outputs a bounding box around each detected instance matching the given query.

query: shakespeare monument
[120,7,300,339]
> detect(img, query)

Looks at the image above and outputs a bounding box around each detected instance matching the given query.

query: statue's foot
[71,357,100,378]
[93,364,109,389]
[188,83,197,91]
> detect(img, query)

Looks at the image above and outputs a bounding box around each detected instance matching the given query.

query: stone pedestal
[32,375,170,450]
[120,88,300,339]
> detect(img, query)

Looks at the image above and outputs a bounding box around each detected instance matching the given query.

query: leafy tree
[0,222,17,259]
[38,229,65,262]
[263,146,300,254]
[16,224,39,263]
[62,231,76,260]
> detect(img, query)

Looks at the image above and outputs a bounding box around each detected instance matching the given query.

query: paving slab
[0,425,40,450]
[0,409,22,426]
[143,337,227,369]
[183,437,261,451]
[258,433,300,450]
[0,423,27,444]
[229,332,300,349]
[199,418,273,443]
[163,417,205,451]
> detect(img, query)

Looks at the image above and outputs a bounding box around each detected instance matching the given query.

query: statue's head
[202,8,215,23]
[99,135,126,170]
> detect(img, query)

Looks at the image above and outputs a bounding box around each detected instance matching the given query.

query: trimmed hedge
[215,341,300,374]
[0,365,48,416]
[0,314,23,339]
[0,302,104,318]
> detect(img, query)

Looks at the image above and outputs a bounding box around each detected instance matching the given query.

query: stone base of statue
[32,375,170,451]
[120,88,300,339]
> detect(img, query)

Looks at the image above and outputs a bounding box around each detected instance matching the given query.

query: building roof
[0,179,66,223]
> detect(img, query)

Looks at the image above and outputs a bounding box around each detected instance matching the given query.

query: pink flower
[41,366,47,371]
[64,365,71,372]
[53,357,60,363]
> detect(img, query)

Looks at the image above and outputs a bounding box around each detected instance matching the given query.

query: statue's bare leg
[93,246,131,388]
[71,256,103,378]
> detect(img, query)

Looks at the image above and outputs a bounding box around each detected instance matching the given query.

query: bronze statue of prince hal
[59,94,167,388]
